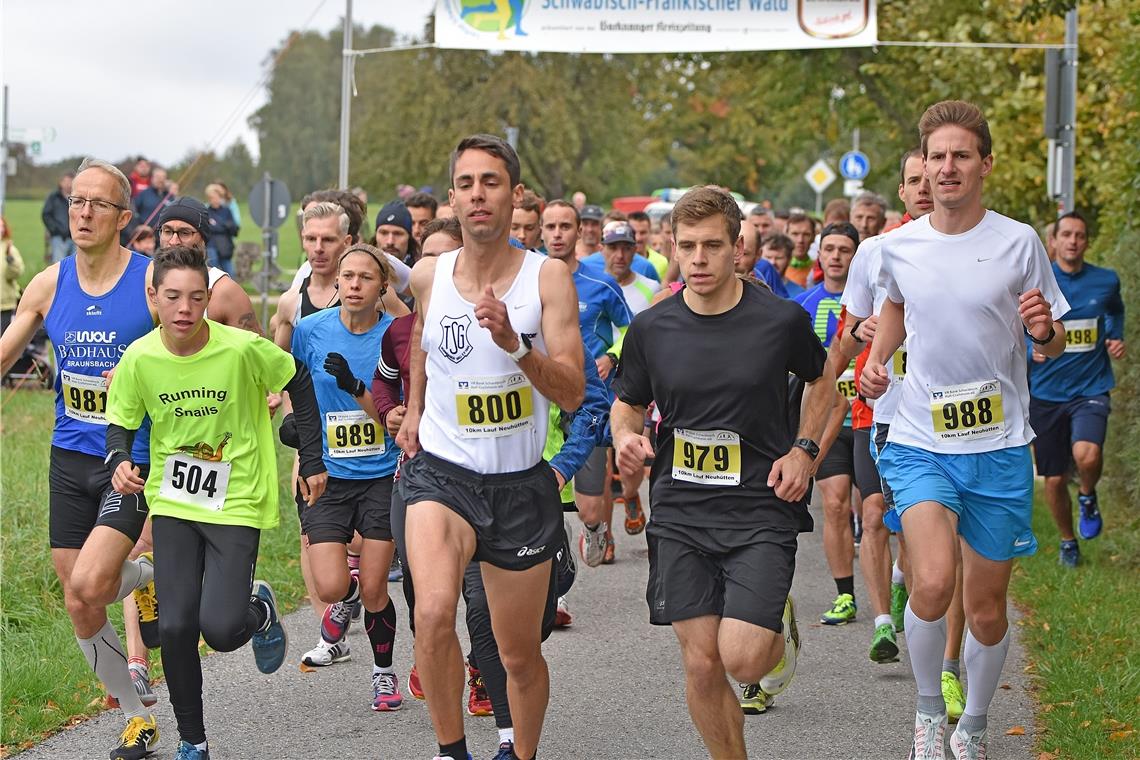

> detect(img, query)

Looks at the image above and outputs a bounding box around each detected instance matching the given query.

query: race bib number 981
[671,429,741,486]
[930,380,1004,442]
[326,410,384,458]
[60,370,108,424]
[455,374,535,438]
[159,454,231,511]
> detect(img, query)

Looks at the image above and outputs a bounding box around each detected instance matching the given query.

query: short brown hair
[340,242,394,284]
[670,187,742,243]
[603,209,628,224]
[823,198,850,224]
[419,215,463,246]
[898,147,923,185]
[450,134,521,188]
[516,189,544,215]
[785,212,813,231]
[919,100,992,158]
[406,192,439,215]
[152,245,208,289]
[760,232,794,258]
[542,199,580,225]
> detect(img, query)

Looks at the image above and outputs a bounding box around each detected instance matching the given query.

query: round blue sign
[840,151,870,181]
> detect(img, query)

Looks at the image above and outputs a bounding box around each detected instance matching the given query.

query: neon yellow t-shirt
[646,247,669,282]
[107,320,297,530]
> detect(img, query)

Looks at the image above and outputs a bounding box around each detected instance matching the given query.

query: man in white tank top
[396,134,585,760]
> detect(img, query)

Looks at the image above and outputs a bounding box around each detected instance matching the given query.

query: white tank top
[419,247,550,474]
[204,267,227,319]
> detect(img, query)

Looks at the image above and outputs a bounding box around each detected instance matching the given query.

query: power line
[875,39,1072,50]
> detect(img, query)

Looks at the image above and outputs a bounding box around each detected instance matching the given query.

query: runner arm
[862,298,905,399]
[0,268,53,375]
[549,346,610,483]
[209,275,262,334]
[397,260,434,456]
[516,259,585,411]
[282,360,325,479]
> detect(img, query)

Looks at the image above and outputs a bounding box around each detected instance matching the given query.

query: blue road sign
[840,151,870,181]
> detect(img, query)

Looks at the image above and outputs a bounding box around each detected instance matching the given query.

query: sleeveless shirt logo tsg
[439,314,473,364]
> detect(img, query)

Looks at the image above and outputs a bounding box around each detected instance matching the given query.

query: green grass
[0,388,306,754]
[2,198,305,291]
[1010,488,1140,759]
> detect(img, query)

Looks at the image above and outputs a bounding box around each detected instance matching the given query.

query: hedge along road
[20,491,1038,759]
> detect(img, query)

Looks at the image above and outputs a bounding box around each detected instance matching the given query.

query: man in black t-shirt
[612,188,836,756]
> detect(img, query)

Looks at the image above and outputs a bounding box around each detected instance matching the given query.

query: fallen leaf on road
[300,662,316,673]
[1000,683,1011,690]
[1006,726,1026,736]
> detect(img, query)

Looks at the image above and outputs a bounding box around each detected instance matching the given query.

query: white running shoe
[301,638,351,667]
[908,709,948,760]
[578,522,608,568]
[128,663,158,707]
[949,724,987,760]
[760,596,800,696]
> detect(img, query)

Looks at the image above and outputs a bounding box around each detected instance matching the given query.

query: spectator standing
[128,168,176,244]
[128,157,151,197]
[205,183,239,277]
[1,217,24,333]
[41,173,76,263]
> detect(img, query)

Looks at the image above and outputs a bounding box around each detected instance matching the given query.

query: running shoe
[942,671,966,724]
[109,714,158,760]
[432,755,473,760]
[492,741,515,760]
[351,599,362,622]
[371,671,403,711]
[739,683,774,714]
[819,593,857,625]
[1078,492,1102,540]
[948,723,987,760]
[251,580,287,674]
[133,552,161,649]
[321,600,354,645]
[907,709,948,760]
[1059,539,1080,568]
[554,596,572,628]
[409,663,425,700]
[129,663,158,708]
[302,638,351,667]
[760,596,800,696]
[578,522,608,568]
[467,665,492,716]
[869,622,900,663]
[174,741,210,760]
[602,527,615,565]
[891,581,909,632]
[623,494,647,535]
[389,557,404,583]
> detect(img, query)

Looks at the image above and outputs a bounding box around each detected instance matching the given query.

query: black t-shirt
[613,282,827,533]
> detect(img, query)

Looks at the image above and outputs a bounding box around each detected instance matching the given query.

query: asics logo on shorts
[516,544,546,557]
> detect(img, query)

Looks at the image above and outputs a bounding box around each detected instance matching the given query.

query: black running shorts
[399,452,564,571]
[816,426,856,481]
[302,474,394,544]
[49,446,149,549]
[852,427,884,499]
[646,522,797,633]
[1029,394,1111,477]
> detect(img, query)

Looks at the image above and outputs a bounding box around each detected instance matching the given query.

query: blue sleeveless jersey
[44,253,154,461]
[291,308,398,479]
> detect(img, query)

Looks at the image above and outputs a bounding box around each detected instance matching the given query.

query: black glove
[278,413,299,449]
[324,352,365,397]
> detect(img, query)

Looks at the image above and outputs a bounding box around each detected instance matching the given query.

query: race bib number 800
[60,370,108,424]
[455,374,535,438]
[930,380,1004,442]
[159,454,231,511]
[671,429,741,486]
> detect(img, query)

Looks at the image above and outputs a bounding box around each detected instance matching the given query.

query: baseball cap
[602,223,635,246]
[580,204,604,222]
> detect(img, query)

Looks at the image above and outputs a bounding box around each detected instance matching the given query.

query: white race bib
[60,370,108,424]
[326,410,384,458]
[159,453,231,511]
[454,373,534,439]
[671,428,742,486]
[930,380,1005,443]
[1062,318,1098,353]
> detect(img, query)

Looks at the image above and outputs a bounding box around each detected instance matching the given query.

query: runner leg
[672,616,746,758]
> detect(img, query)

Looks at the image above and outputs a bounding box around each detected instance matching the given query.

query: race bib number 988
[671,429,741,486]
[930,380,1004,442]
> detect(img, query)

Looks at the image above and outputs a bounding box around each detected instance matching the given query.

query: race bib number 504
[159,454,231,511]
[60,370,108,424]
[930,380,1004,443]
[671,429,741,486]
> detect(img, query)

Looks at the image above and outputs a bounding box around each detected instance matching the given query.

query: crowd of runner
[0,98,1126,760]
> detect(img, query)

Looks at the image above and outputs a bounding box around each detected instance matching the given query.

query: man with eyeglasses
[0,158,163,759]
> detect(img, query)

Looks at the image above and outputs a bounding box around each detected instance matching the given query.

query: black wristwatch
[1028,325,1056,346]
[792,438,820,460]
[605,352,619,366]
[850,319,866,343]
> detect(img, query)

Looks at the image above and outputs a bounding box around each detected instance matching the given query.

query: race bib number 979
[930,380,1004,442]
[159,454,231,511]
[455,374,534,438]
[60,370,108,424]
[671,429,741,486]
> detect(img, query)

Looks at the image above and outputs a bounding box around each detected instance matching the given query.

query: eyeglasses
[67,196,127,213]
[159,226,200,241]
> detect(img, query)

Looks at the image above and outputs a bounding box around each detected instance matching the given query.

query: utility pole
[1057,7,1078,214]
[1,86,9,215]
[337,0,354,188]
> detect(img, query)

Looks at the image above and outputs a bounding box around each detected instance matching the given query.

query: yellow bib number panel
[930,380,1004,443]
[671,429,742,486]
[455,373,535,439]
[326,410,385,458]
[61,370,108,424]
[1062,318,1097,354]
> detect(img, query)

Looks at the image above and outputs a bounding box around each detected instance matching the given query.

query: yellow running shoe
[109,714,159,760]
[739,683,774,714]
[942,671,966,723]
[133,552,160,649]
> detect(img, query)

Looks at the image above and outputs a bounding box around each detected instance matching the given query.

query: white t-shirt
[841,232,908,425]
[878,211,1069,454]
[619,272,661,316]
[290,252,412,294]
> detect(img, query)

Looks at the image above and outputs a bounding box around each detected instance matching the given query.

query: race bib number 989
[930,380,1004,442]
[671,429,741,486]
[60,370,108,424]
[455,374,534,438]
[159,454,231,511]
[326,410,384,458]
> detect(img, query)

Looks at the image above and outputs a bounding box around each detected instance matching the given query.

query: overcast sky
[1,0,435,166]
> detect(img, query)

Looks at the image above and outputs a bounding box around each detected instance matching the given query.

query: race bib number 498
[1062,318,1097,353]
[930,380,1004,443]
[671,429,741,486]
[60,370,108,424]
[454,373,535,438]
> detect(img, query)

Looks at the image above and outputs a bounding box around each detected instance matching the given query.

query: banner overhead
[434,0,877,53]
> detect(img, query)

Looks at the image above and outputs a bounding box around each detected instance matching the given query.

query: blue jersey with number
[1028,261,1124,402]
[794,283,845,347]
[573,261,633,361]
[292,307,398,479]
[44,252,153,461]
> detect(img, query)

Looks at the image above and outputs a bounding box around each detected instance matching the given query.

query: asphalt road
[22,494,1038,760]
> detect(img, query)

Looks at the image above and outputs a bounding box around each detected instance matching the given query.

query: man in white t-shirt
[862,100,1069,760]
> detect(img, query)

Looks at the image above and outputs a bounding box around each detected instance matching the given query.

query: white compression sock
[892,561,905,585]
[904,602,947,710]
[961,628,1011,727]
[115,557,153,602]
[78,620,147,718]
